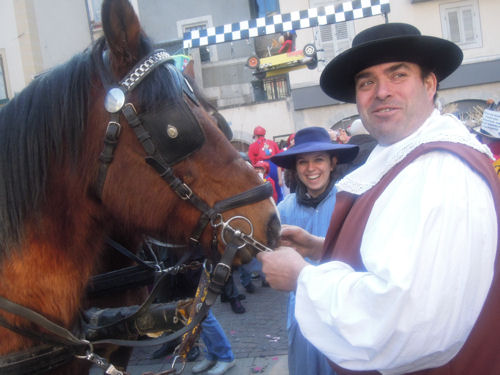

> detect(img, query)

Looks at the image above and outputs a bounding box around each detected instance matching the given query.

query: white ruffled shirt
[295,110,498,374]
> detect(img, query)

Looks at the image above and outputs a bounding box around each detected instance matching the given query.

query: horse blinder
[138,101,205,166]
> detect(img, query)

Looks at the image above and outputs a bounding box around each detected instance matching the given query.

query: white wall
[0,0,27,95]
[221,99,296,142]
[33,0,91,71]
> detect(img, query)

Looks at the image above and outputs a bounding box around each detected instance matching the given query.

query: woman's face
[295,151,337,198]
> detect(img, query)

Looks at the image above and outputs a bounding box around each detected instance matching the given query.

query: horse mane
[0,48,93,255]
[0,34,180,257]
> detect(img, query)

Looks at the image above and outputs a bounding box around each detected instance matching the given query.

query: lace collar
[336,110,493,195]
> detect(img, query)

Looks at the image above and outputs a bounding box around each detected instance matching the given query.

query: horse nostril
[266,213,281,249]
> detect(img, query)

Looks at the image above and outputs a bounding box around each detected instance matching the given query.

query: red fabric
[253,160,270,175]
[264,176,278,203]
[248,137,280,165]
[487,140,500,160]
[278,40,293,54]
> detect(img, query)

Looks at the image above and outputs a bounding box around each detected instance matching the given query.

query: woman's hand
[279,225,325,260]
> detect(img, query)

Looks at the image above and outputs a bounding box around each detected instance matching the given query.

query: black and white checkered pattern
[183,0,390,48]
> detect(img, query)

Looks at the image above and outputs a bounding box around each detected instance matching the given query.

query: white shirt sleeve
[295,151,497,374]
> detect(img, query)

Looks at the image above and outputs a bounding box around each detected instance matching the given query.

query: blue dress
[278,188,337,375]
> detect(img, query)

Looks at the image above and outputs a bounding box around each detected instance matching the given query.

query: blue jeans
[239,258,265,287]
[200,310,234,362]
[223,273,240,300]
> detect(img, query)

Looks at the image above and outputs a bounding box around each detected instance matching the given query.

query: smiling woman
[269,126,357,375]
[296,152,336,198]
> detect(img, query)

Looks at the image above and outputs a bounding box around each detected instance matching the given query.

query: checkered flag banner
[183,0,390,48]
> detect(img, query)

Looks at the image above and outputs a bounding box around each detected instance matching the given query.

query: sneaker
[192,358,216,373]
[244,282,256,294]
[221,294,245,303]
[229,298,246,314]
[207,360,236,375]
[186,346,200,362]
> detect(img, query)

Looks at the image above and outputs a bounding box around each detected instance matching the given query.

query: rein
[0,49,274,375]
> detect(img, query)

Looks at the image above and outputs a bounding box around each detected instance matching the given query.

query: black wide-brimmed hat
[270,127,358,170]
[320,23,463,103]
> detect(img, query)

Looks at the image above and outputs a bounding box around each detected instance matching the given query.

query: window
[251,75,289,102]
[263,75,289,100]
[177,16,217,63]
[310,0,355,64]
[256,0,280,17]
[184,24,211,62]
[440,1,482,49]
[0,55,8,104]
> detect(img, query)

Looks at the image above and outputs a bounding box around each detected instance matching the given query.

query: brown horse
[0,0,280,374]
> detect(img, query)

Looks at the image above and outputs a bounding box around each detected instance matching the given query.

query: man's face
[355,62,437,146]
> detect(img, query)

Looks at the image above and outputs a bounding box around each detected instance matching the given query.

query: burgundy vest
[322,142,500,375]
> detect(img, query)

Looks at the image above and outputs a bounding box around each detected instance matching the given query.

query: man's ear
[424,72,438,100]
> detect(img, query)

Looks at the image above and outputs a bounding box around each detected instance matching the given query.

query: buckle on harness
[212,262,231,284]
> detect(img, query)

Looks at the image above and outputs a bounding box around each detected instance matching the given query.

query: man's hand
[279,225,325,260]
[257,247,309,291]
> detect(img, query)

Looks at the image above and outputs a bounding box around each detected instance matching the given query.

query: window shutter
[462,7,475,42]
[310,0,354,64]
[333,22,351,55]
[447,10,461,43]
[318,24,335,62]
[441,1,481,49]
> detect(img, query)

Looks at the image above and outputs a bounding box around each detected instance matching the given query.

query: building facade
[140,0,500,149]
[1,0,499,150]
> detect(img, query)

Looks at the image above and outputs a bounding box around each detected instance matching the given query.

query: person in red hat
[253,160,278,203]
[248,126,280,164]
[248,126,283,202]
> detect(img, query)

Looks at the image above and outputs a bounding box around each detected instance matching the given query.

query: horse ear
[101,0,143,78]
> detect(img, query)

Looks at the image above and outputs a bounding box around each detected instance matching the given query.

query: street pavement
[92,270,290,375]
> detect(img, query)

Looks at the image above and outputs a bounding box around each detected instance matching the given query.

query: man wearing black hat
[258,23,500,374]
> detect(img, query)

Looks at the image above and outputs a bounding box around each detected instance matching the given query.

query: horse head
[89,0,280,262]
[0,0,279,365]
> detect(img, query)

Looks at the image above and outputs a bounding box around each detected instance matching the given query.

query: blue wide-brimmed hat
[270,127,359,170]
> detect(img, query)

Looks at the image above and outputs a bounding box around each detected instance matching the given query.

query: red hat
[253,126,266,136]
[253,160,270,174]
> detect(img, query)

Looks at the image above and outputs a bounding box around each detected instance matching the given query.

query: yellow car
[247,44,318,79]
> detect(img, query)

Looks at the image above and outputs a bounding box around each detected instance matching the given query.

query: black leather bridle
[0,49,276,375]
[95,48,275,285]
[96,49,274,255]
